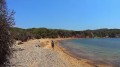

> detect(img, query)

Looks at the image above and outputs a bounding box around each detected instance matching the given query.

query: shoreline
[33,38,96,67]
[50,39,94,67]
[52,38,113,67]
[10,38,113,67]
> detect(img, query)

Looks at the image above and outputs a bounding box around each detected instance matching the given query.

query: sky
[7,0,120,30]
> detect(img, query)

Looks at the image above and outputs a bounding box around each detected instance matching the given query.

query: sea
[59,38,120,67]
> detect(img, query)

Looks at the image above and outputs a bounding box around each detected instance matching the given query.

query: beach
[9,38,112,67]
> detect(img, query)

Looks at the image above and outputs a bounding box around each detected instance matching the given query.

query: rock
[35,45,41,47]
[16,41,23,45]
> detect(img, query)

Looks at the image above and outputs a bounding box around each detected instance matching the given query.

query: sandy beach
[9,38,112,67]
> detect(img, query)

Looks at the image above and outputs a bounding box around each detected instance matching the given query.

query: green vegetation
[11,27,120,42]
[11,28,74,42]
[0,0,14,66]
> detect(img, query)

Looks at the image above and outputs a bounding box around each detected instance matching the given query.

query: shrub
[0,0,14,66]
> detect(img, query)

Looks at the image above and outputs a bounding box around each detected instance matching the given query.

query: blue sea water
[59,38,120,66]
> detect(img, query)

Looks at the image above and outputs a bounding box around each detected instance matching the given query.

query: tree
[0,0,14,66]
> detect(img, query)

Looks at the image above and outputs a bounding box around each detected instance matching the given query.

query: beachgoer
[51,40,54,49]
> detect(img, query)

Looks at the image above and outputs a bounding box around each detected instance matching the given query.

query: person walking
[51,40,54,49]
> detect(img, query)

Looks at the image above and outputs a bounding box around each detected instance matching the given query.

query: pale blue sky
[7,0,120,30]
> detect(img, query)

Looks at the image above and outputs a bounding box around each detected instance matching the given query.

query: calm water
[59,38,120,66]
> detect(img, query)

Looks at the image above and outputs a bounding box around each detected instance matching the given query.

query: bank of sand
[10,38,112,67]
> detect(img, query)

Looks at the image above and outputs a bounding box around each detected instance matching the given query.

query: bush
[0,0,14,66]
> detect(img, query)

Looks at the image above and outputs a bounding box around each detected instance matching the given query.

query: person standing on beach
[51,40,54,49]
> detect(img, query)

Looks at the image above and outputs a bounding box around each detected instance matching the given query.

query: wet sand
[9,38,112,67]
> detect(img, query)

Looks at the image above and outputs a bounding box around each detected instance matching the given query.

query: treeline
[11,28,120,42]
[85,29,120,38]
[11,27,74,42]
